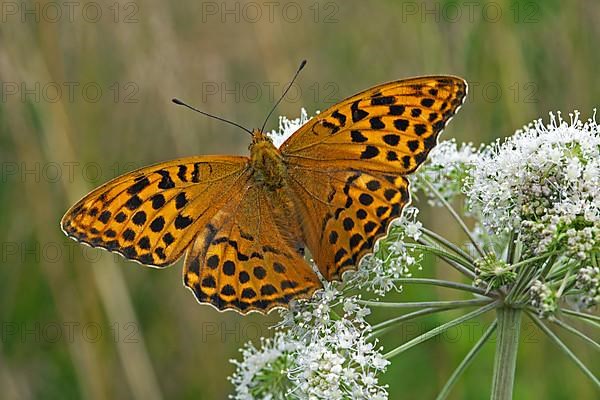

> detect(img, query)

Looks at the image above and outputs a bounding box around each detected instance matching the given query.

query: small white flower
[266,108,312,148]
[565,158,582,181]
[405,220,423,241]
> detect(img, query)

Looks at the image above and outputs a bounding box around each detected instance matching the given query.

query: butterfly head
[249,129,272,145]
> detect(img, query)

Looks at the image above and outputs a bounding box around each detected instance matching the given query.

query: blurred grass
[1,0,599,398]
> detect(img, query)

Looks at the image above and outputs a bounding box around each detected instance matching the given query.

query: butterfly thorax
[248,130,287,190]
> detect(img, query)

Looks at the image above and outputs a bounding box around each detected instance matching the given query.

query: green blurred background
[1,0,598,398]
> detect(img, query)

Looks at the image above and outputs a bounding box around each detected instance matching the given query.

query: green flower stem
[506,231,517,264]
[384,301,498,360]
[358,298,493,309]
[403,241,471,267]
[556,266,574,297]
[431,250,477,279]
[545,262,574,281]
[538,253,559,279]
[392,277,492,296]
[578,319,600,330]
[508,252,559,271]
[420,226,476,264]
[561,308,600,323]
[406,242,476,278]
[490,306,522,400]
[505,266,535,304]
[506,254,556,303]
[436,321,498,400]
[527,306,600,329]
[422,178,486,258]
[419,234,477,273]
[528,313,600,389]
[550,317,600,351]
[367,307,454,340]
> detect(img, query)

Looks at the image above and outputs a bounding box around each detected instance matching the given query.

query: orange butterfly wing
[61,155,322,314]
[282,76,467,280]
[61,156,250,267]
[183,184,321,314]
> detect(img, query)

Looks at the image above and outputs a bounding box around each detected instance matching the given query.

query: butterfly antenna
[172,98,253,136]
[260,60,307,133]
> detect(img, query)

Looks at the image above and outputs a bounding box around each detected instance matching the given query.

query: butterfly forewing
[283,76,467,280]
[281,76,467,174]
[61,156,250,267]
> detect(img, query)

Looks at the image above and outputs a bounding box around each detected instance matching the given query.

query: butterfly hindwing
[61,156,250,267]
[287,164,410,280]
[281,76,467,174]
[183,184,322,313]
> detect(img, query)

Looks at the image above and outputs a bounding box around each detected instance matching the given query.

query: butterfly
[61,73,467,314]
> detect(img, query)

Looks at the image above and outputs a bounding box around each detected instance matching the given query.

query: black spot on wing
[383,134,400,146]
[191,163,201,183]
[394,119,409,131]
[421,98,435,107]
[156,170,175,189]
[127,177,151,195]
[115,212,127,223]
[321,120,340,134]
[351,100,369,122]
[360,145,379,160]
[371,96,395,106]
[414,124,427,136]
[369,117,385,130]
[174,214,193,230]
[132,211,147,226]
[177,165,188,182]
[331,110,347,125]
[351,130,368,143]
[389,105,405,115]
[125,195,142,210]
[151,194,166,210]
[407,140,420,152]
[150,216,165,232]
[98,210,111,224]
[175,192,188,209]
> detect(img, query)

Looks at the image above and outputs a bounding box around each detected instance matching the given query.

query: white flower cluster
[284,288,389,400]
[466,110,600,259]
[229,332,299,400]
[413,139,480,206]
[229,286,389,399]
[529,280,557,317]
[575,266,600,308]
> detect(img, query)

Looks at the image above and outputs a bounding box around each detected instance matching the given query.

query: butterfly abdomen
[249,130,287,190]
